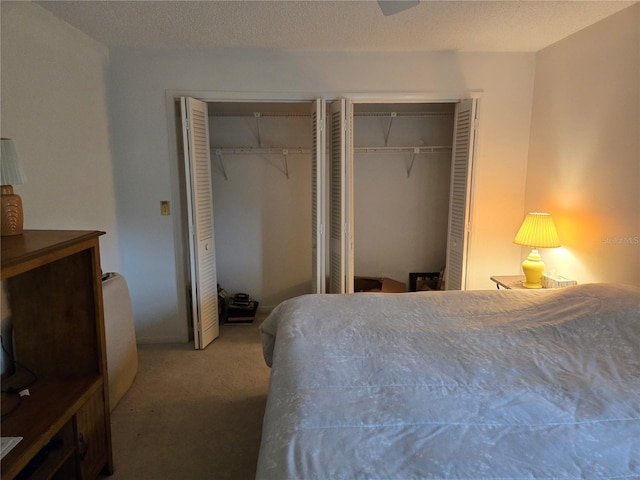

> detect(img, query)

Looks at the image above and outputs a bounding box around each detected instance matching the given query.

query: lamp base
[1,185,24,236]
[521,248,545,289]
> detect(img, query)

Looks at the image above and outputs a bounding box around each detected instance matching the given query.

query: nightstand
[490,275,528,290]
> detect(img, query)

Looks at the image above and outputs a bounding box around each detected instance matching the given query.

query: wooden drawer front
[75,389,108,479]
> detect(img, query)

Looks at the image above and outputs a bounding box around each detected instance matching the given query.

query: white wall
[108,49,536,342]
[0,2,120,272]
[526,4,640,286]
[209,113,313,308]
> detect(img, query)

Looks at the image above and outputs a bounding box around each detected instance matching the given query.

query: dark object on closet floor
[409,272,441,291]
[223,296,259,324]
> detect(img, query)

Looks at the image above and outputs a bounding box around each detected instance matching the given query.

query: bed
[256,283,640,479]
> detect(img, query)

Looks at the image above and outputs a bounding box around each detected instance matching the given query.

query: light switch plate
[160,201,170,216]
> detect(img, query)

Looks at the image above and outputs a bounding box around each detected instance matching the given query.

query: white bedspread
[256,283,640,479]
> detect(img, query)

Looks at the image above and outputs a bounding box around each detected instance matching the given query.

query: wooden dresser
[1,230,113,479]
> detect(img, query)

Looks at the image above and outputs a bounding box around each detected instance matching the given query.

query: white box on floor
[102,272,138,410]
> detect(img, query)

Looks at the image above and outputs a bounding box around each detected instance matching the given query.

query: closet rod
[210,147,311,155]
[209,112,311,118]
[209,111,450,118]
[211,146,451,155]
[354,146,452,154]
[354,111,453,118]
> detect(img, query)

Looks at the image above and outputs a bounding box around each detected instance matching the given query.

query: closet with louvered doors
[329,99,477,293]
[205,100,326,315]
[179,96,476,341]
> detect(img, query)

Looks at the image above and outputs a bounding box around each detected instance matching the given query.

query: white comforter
[256,283,640,479]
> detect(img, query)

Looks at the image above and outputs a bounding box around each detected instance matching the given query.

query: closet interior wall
[207,102,314,309]
[353,103,455,287]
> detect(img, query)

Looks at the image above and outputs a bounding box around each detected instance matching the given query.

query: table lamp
[1,138,27,236]
[513,212,560,289]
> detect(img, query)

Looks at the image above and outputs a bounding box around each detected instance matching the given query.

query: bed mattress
[257,283,640,479]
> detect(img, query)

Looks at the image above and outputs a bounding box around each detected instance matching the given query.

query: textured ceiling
[34,0,636,53]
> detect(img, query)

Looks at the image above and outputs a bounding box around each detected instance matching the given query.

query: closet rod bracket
[384,112,397,147]
[282,149,289,179]
[254,112,262,147]
[406,147,420,178]
[215,148,228,180]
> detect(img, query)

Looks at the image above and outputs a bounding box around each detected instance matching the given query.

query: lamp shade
[514,212,560,248]
[1,138,27,185]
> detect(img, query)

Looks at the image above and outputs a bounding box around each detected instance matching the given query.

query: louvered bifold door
[329,100,345,293]
[311,98,327,294]
[181,97,219,349]
[445,98,477,291]
[329,99,354,294]
[345,100,354,294]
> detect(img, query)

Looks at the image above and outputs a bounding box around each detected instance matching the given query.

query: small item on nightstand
[541,273,577,289]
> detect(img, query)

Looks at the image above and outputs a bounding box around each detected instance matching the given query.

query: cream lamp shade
[1,138,27,236]
[513,212,560,288]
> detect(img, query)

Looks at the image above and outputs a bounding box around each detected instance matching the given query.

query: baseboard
[135,335,190,344]
[257,305,275,316]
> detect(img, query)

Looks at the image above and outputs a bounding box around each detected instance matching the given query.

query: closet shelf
[354,145,453,178]
[354,146,452,154]
[211,147,310,180]
[209,146,451,180]
[356,111,454,146]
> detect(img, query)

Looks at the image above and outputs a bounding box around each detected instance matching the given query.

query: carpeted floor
[100,318,271,479]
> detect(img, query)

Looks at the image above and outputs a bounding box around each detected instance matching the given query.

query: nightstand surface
[490,275,527,290]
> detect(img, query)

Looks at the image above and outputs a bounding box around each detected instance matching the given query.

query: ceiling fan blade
[377,0,420,16]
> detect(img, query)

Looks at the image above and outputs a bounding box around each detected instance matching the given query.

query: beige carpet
[101,319,271,479]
